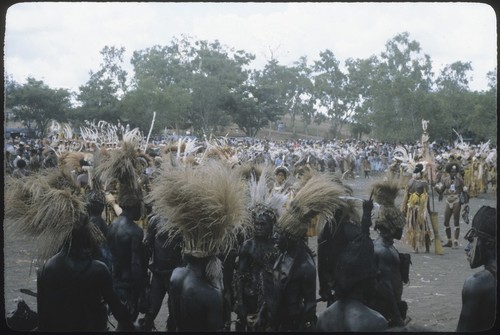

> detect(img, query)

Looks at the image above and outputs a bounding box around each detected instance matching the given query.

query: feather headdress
[4,168,104,261]
[371,177,406,233]
[277,173,350,239]
[147,159,251,258]
[248,168,288,230]
[393,145,417,174]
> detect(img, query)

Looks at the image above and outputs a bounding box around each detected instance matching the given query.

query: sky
[3,2,498,94]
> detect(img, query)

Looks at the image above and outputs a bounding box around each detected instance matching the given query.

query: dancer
[235,172,287,331]
[435,162,466,248]
[457,206,496,331]
[147,160,251,331]
[369,178,409,327]
[402,163,431,252]
[5,168,136,331]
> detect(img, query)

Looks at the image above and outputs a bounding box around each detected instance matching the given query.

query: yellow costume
[463,165,475,197]
[405,191,431,253]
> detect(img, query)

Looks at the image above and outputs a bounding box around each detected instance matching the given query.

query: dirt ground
[3,173,497,332]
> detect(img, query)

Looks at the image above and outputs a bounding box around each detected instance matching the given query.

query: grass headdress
[277,173,351,240]
[372,177,406,234]
[94,140,144,207]
[147,159,251,258]
[4,167,104,261]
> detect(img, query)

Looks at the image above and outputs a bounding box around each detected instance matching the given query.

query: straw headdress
[234,162,266,183]
[4,167,104,261]
[371,177,406,233]
[147,159,251,258]
[94,140,144,207]
[59,151,86,171]
[277,173,351,240]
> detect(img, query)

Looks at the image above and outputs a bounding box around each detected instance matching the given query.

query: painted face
[464,229,483,269]
[254,215,274,238]
[276,172,286,184]
[393,226,404,240]
[273,231,287,251]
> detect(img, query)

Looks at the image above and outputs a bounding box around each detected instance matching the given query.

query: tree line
[5,32,497,144]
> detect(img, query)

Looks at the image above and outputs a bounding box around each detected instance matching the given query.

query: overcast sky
[4,2,497,93]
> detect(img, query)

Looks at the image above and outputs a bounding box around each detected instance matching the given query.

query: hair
[274,165,289,178]
[16,158,27,169]
[413,163,424,174]
[67,216,102,258]
[472,206,496,239]
[445,162,459,174]
[86,190,105,215]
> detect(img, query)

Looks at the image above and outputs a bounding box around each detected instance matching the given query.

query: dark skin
[266,234,317,331]
[236,214,279,331]
[405,174,432,213]
[371,226,405,327]
[440,170,465,236]
[457,229,496,331]
[318,200,376,305]
[221,243,240,331]
[107,203,145,326]
[169,255,224,331]
[317,200,393,332]
[37,227,135,331]
[316,298,388,332]
[140,216,183,331]
[317,217,351,305]
[87,200,112,270]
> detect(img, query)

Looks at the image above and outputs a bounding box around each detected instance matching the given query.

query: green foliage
[5,77,72,137]
[227,60,290,136]
[313,50,348,138]
[369,32,435,142]
[465,90,497,144]
[5,33,496,144]
[75,46,128,124]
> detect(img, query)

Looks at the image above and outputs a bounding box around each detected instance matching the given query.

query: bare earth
[3,173,497,332]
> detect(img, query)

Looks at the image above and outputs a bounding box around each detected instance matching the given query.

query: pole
[144,112,156,153]
[429,157,443,255]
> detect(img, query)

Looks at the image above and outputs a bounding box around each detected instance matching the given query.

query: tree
[465,69,497,144]
[344,56,379,139]
[5,77,72,137]
[434,61,474,141]
[287,56,315,135]
[75,46,129,125]
[465,91,497,144]
[312,50,348,138]
[369,32,434,142]
[224,85,264,137]
[235,61,290,135]
[187,39,254,136]
[486,68,497,92]
[120,82,191,135]
[126,41,194,133]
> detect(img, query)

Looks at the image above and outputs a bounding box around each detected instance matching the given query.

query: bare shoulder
[463,269,496,295]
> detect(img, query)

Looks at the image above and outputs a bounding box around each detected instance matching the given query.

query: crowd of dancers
[4,121,497,332]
